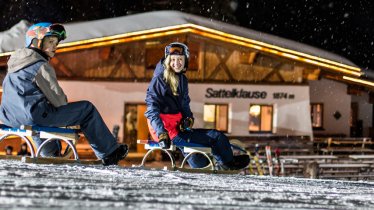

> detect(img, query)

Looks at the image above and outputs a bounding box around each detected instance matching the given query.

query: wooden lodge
[1,11,374,179]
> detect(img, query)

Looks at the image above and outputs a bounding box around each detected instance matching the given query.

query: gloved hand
[179,117,194,132]
[158,132,171,149]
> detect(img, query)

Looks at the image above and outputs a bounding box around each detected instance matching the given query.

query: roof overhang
[0,23,362,77]
[0,11,370,87]
[60,23,363,78]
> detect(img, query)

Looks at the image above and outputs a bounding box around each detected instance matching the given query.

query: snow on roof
[0,20,31,53]
[0,10,358,67]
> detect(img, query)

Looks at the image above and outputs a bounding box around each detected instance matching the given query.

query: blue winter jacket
[0,48,67,127]
[145,59,193,137]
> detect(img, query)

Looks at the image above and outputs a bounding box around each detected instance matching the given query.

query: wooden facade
[0,11,368,90]
[42,33,322,85]
[0,12,372,151]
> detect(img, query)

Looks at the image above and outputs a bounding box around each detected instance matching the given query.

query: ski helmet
[25,22,67,48]
[164,42,190,70]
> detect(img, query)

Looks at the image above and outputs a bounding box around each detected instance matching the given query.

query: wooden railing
[314,137,374,155]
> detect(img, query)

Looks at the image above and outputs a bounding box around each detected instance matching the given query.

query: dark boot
[220,155,250,170]
[102,144,129,166]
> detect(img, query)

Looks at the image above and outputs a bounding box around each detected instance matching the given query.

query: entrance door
[124,103,148,153]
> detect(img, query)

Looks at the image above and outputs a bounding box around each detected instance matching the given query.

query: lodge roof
[0,10,358,68]
[2,10,373,88]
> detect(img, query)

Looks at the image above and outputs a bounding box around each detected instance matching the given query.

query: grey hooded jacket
[0,48,67,127]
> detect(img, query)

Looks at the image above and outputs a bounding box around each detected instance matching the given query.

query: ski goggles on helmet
[165,42,190,58]
[168,46,184,55]
[48,24,67,41]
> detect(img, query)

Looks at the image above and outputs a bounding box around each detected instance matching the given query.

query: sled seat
[0,124,83,163]
[137,139,212,153]
[137,140,215,170]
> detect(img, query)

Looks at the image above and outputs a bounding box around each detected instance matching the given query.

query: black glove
[158,132,171,149]
[179,117,194,132]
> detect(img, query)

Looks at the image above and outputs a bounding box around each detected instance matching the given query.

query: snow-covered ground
[0,159,373,209]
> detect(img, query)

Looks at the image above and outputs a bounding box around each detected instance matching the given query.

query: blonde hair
[163,55,179,96]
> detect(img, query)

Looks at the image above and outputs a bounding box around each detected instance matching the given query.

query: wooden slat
[349,155,374,159]
[21,156,102,165]
[321,147,374,153]
[0,155,23,160]
[176,167,242,174]
[319,163,370,168]
[281,155,338,160]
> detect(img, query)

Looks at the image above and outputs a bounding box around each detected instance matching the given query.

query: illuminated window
[249,104,273,133]
[310,103,323,128]
[203,104,228,132]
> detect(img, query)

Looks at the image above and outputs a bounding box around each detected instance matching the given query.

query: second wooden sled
[136,140,247,174]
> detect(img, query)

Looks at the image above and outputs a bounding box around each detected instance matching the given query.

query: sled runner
[0,124,101,165]
[136,139,249,174]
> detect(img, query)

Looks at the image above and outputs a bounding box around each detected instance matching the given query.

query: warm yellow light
[188,28,362,77]
[343,76,374,87]
[189,24,361,72]
[280,53,299,60]
[203,105,216,122]
[298,58,362,77]
[56,23,362,75]
[0,23,362,77]
[56,28,191,53]
[0,51,13,57]
[249,105,261,116]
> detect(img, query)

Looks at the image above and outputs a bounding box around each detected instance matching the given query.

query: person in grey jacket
[0,22,127,165]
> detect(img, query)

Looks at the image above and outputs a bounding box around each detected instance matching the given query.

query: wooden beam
[239,52,257,65]
[99,47,112,60]
[347,85,363,96]
[207,50,234,80]
[306,68,321,80]
[108,48,137,79]
[262,62,285,82]
[50,57,74,77]
[0,56,9,67]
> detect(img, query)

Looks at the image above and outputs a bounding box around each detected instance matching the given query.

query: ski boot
[219,154,250,170]
[102,144,129,166]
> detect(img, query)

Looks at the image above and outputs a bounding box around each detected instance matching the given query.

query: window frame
[203,103,229,133]
[248,104,274,134]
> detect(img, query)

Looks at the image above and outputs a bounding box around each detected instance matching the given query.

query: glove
[179,117,194,132]
[158,132,171,149]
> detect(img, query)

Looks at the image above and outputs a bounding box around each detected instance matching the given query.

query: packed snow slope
[0,160,373,209]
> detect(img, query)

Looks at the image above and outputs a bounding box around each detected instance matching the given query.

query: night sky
[1,0,373,71]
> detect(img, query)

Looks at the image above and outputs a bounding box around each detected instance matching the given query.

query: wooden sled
[136,140,246,174]
[0,124,101,165]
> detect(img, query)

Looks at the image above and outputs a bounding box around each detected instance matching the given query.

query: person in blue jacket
[145,42,249,170]
[0,22,127,165]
